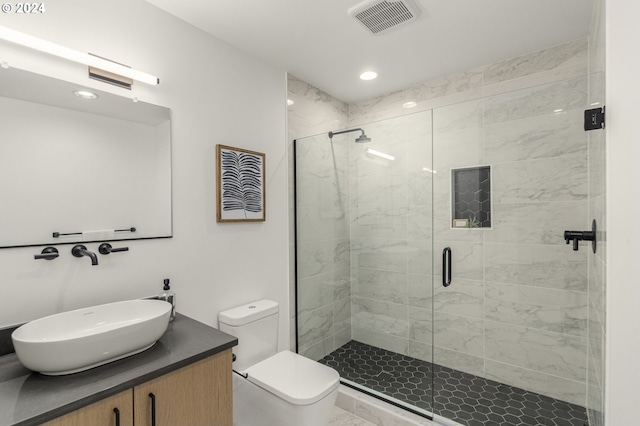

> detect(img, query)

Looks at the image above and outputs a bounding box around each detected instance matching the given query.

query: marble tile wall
[349,38,591,407]
[287,75,350,357]
[350,110,433,359]
[586,0,606,424]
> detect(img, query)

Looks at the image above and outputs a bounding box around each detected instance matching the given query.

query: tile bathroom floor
[329,406,377,426]
[320,341,589,426]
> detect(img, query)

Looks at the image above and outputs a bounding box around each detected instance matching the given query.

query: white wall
[0,0,290,350]
[605,0,640,424]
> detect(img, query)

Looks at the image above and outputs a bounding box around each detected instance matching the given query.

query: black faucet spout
[71,245,99,266]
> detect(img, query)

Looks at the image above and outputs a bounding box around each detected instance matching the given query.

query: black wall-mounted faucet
[71,245,99,266]
[564,220,597,253]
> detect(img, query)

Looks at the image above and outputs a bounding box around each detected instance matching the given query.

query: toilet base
[233,373,339,426]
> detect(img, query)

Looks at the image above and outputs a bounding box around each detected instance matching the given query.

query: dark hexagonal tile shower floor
[319,341,588,426]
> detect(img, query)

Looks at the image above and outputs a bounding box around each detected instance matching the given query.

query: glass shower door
[295,110,436,418]
[430,71,592,425]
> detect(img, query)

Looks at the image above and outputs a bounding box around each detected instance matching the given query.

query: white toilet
[218,299,340,426]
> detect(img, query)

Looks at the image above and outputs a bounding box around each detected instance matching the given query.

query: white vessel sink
[12,299,172,375]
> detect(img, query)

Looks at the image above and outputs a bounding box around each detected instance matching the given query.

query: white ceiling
[146,0,594,103]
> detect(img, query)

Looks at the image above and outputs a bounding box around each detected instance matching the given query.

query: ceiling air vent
[348,0,421,35]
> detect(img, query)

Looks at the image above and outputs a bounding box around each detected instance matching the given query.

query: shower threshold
[319,341,588,426]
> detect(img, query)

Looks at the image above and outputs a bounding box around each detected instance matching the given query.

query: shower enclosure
[293,10,605,424]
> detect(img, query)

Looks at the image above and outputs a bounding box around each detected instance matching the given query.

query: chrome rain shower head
[328,128,372,143]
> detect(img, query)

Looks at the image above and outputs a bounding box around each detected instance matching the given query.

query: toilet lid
[245,350,340,406]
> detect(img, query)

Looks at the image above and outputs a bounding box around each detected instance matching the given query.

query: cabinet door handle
[149,393,156,426]
[113,408,120,426]
[443,247,452,287]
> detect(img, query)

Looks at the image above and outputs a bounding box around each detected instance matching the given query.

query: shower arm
[328,128,365,139]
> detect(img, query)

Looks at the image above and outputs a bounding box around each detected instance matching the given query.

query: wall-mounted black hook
[98,243,129,255]
[34,247,59,260]
[564,220,597,253]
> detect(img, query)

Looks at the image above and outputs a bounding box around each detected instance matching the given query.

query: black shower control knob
[563,220,597,253]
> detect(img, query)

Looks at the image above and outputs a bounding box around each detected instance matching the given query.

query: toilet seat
[245,350,339,406]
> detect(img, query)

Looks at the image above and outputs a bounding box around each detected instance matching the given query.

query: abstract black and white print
[216,145,265,222]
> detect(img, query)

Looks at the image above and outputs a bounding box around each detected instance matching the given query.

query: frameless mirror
[0,67,172,248]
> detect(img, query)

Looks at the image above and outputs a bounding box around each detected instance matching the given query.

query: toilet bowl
[219,300,340,426]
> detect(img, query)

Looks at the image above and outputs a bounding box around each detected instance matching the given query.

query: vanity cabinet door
[42,390,133,426]
[133,349,232,426]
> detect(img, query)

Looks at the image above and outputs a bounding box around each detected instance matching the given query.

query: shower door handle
[443,247,452,287]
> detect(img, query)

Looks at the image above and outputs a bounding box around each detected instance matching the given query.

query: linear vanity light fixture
[0,25,159,86]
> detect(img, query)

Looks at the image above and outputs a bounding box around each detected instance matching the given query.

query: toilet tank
[218,299,279,372]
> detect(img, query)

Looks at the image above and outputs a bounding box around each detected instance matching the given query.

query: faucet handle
[98,243,129,255]
[34,247,59,260]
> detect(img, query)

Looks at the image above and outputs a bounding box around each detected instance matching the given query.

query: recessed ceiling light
[287,99,294,106]
[360,71,377,81]
[403,101,417,109]
[74,90,98,100]
[553,108,564,113]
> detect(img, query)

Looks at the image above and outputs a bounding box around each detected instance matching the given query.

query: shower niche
[451,166,491,228]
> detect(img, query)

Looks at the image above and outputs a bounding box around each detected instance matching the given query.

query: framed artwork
[216,144,266,222]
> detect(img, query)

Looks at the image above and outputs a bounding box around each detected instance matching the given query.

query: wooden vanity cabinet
[134,350,232,426]
[42,391,133,426]
[43,349,232,426]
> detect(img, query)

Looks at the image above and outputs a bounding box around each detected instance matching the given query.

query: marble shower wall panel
[484,201,588,246]
[482,38,589,98]
[478,64,589,404]
[491,155,587,204]
[298,303,334,360]
[296,132,352,360]
[485,282,588,337]
[287,74,350,354]
[287,75,349,141]
[349,67,484,127]
[484,243,587,291]
[349,111,433,359]
[432,99,484,172]
[353,268,408,305]
[426,38,589,406]
[430,95,488,381]
[430,278,484,319]
[432,100,484,248]
[485,321,587,382]
[483,109,585,164]
[352,297,409,340]
[349,39,588,128]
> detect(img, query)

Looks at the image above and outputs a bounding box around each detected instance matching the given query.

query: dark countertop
[0,314,237,426]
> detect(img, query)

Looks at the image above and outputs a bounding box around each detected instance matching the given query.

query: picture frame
[216,145,266,222]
